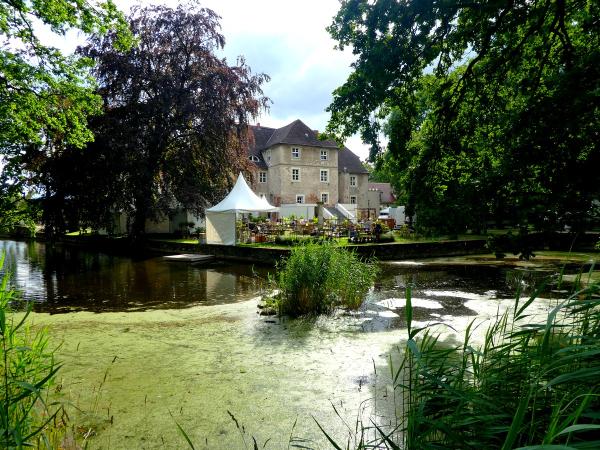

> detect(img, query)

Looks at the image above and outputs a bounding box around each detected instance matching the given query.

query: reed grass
[321,269,600,449]
[274,242,378,317]
[402,280,600,449]
[0,253,63,448]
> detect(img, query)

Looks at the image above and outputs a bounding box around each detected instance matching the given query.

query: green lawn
[534,250,599,262]
[149,238,199,244]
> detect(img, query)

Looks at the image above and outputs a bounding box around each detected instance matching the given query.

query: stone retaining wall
[145,240,290,265]
[349,239,488,260]
[146,239,488,264]
[24,235,579,265]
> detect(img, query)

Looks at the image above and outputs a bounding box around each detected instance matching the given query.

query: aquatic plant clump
[274,242,378,316]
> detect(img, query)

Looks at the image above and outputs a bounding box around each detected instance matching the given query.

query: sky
[42,0,371,160]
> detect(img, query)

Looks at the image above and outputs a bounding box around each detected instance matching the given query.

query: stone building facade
[247,119,369,213]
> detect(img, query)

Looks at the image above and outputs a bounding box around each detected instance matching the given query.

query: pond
[0,239,591,448]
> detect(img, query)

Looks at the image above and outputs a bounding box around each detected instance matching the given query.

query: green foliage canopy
[0,0,131,148]
[327,0,600,234]
[0,0,131,232]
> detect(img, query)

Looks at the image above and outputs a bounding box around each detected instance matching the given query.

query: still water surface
[1,239,555,315]
[1,239,269,312]
[0,239,569,448]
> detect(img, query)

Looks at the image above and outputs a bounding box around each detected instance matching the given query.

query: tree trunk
[130,183,153,242]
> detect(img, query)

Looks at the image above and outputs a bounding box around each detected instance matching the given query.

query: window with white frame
[350,195,357,204]
[291,147,301,159]
[259,171,267,183]
[296,195,305,204]
[266,150,271,164]
[350,175,357,187]
[320,150,328,160]
[291,168,300,182]
[320,169,329,182]
[249,155,259,162]
[321,192,329,204]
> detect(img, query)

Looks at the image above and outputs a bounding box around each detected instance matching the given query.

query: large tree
[51,3,268,238]
[0,0,131,230]
[327,0,599,234]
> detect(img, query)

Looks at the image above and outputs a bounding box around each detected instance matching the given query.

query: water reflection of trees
[41,260,268,313]
[1,239,270,313]
[376,264,561,299]
[3,238,574,314]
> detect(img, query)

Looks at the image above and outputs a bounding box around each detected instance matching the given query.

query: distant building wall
[278,204,317,219]
[145,216,170,234]
[338,172,368,208]
[266,144,339,205]
[367,188,383,218]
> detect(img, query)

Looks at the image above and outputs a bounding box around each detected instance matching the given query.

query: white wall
[278,204,317,219]
[338,203,358,218]
[206,211,236,245]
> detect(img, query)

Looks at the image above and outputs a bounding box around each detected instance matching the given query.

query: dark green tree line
[327,0,599,234]
[7,3,269,238]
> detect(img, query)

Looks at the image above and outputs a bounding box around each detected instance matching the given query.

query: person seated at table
[349,226,358,243]
[374,222,383,242]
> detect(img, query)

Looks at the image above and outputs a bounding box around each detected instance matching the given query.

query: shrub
[274,242,378,316]
[396,224,415,239]
[274,234,333,246]
[377,232,395,243]
[486,230,537,260]
[0,254,62,448]
[374,220,390,234]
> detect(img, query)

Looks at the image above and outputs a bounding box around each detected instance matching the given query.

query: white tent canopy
[206,173,278,245]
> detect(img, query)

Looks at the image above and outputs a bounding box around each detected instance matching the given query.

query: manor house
[246,119,372,219]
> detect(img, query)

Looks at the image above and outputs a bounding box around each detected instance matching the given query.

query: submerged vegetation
[270,242,378,317]
[325,274,600,449]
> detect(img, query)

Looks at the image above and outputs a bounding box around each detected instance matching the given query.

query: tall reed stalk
[401,279,600,449]
[321,271,600,449]
[0,253,62,448]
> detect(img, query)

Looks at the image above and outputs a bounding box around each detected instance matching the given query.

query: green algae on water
[36,300,402,449]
